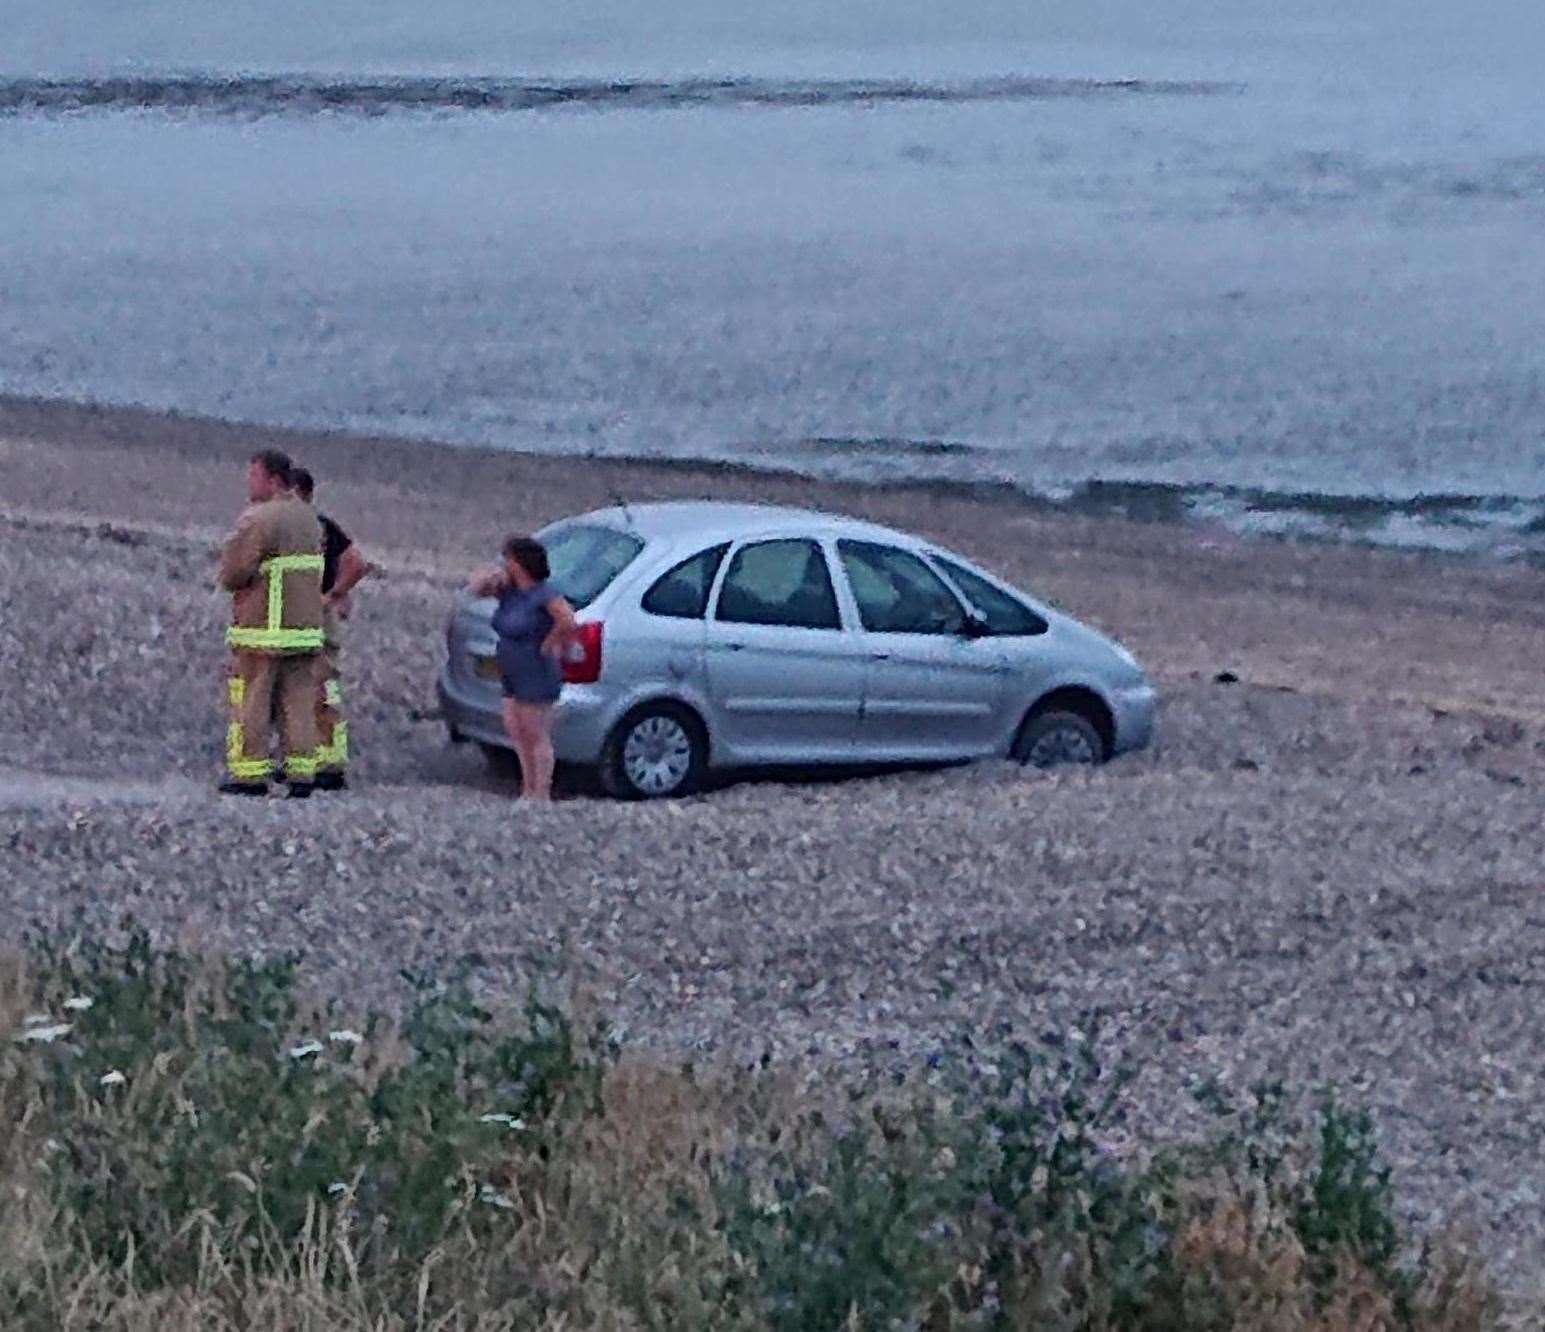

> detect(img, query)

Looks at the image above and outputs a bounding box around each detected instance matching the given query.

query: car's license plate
[473,655,500,681]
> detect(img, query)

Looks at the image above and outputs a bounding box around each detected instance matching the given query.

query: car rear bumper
[436,665,613,765]
[1108,682,1158,755]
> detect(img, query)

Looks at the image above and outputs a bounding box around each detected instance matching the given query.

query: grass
[0,924,1513,1330]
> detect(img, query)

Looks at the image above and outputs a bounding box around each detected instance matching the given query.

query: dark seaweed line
[644,440,1545,551]
[0,74,1238,118]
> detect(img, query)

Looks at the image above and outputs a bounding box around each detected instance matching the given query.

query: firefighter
[216,449,326,798]
[290,466,371,791]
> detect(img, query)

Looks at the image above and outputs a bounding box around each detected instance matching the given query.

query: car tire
[478,741,522,779]
[1012,709,1105,768]
[600,703,707,800]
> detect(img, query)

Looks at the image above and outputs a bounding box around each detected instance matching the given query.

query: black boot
[285,780,314,800]
[219,780,269,797]
[313,771,349,792]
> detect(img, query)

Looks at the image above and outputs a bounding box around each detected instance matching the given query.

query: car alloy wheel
[1014,710,1104,768]
[607,705,706,798]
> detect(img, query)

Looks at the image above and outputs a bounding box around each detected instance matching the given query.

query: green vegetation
[0,926,1504,1330]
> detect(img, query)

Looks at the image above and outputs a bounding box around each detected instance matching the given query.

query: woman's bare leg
[510,701,555,800]
[500,697,533,795]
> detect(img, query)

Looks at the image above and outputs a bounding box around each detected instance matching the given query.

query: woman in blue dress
[468,535,578,800]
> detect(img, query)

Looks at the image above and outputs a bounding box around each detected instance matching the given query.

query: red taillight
[561,621,603,685]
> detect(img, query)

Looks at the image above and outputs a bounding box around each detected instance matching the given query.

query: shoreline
[5,393,1543,566]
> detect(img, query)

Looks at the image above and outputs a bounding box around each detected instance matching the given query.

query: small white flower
[327,1029,363,1045]
[478,1186,515,1210]
[478,1113,527,1130]
[100,1070,126,1087]
[63,996,94,1012]
[17,1023,72,1044]
[327,1181,349,1195]
[288,1039,324,1059]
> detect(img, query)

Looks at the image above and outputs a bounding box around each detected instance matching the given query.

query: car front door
[703,537,865,763]
[927,552,1060,746]
[835,539,1008,759]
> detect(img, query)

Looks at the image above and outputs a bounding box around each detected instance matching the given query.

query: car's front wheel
[600,703,708,799]
[1013,709,1105,768]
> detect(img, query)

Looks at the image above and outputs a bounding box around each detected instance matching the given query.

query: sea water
[1,0,1541,552]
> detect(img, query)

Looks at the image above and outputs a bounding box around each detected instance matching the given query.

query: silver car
[437,501,1156,797]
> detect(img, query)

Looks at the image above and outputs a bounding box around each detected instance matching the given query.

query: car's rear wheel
[601,703,707,799]
[1013,709,1104,768]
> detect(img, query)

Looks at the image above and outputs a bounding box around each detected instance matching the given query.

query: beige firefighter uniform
[217,495,326,784]
[313,604,347,778]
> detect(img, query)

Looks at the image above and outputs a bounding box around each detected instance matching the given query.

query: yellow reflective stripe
[314,721,348,771]
[257,552,324,634]
[226,713,271,781]
[316,671,348,771]
[267,561,283,630]
[228,629,323,648]
[227,627,325,651]
[226,676,261,778]
[284,752,318,780]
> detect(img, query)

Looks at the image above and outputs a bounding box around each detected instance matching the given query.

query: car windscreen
[930,555,1049,636]
[541,524,646,609]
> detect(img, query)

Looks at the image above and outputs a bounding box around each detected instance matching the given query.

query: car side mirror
[958,609,990,639]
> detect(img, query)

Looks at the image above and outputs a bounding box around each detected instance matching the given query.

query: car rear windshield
[542,524,646,609]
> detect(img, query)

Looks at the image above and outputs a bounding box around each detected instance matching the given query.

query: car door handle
[869,651,891,661]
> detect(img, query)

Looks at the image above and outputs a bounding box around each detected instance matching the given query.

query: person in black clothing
[291,468,372,790]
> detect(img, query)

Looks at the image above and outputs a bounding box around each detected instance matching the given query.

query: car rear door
[835,539,1008,760]
[702,537,865,763]
[628,539,729,691]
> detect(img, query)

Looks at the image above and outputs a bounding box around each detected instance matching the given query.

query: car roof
[555,500,923,547]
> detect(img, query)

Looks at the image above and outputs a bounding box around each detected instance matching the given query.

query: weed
[0,926,1514,1331]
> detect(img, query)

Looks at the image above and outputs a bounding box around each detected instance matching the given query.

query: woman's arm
[466,566,508,598]
[540,595,579,657]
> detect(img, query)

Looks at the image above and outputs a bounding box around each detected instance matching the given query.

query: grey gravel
[4,415,1545,1302]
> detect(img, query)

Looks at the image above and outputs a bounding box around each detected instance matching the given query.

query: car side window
[714,539,842,631]
[837,540,966,635]
[931,555,1049,636]
[641,543,729,619]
